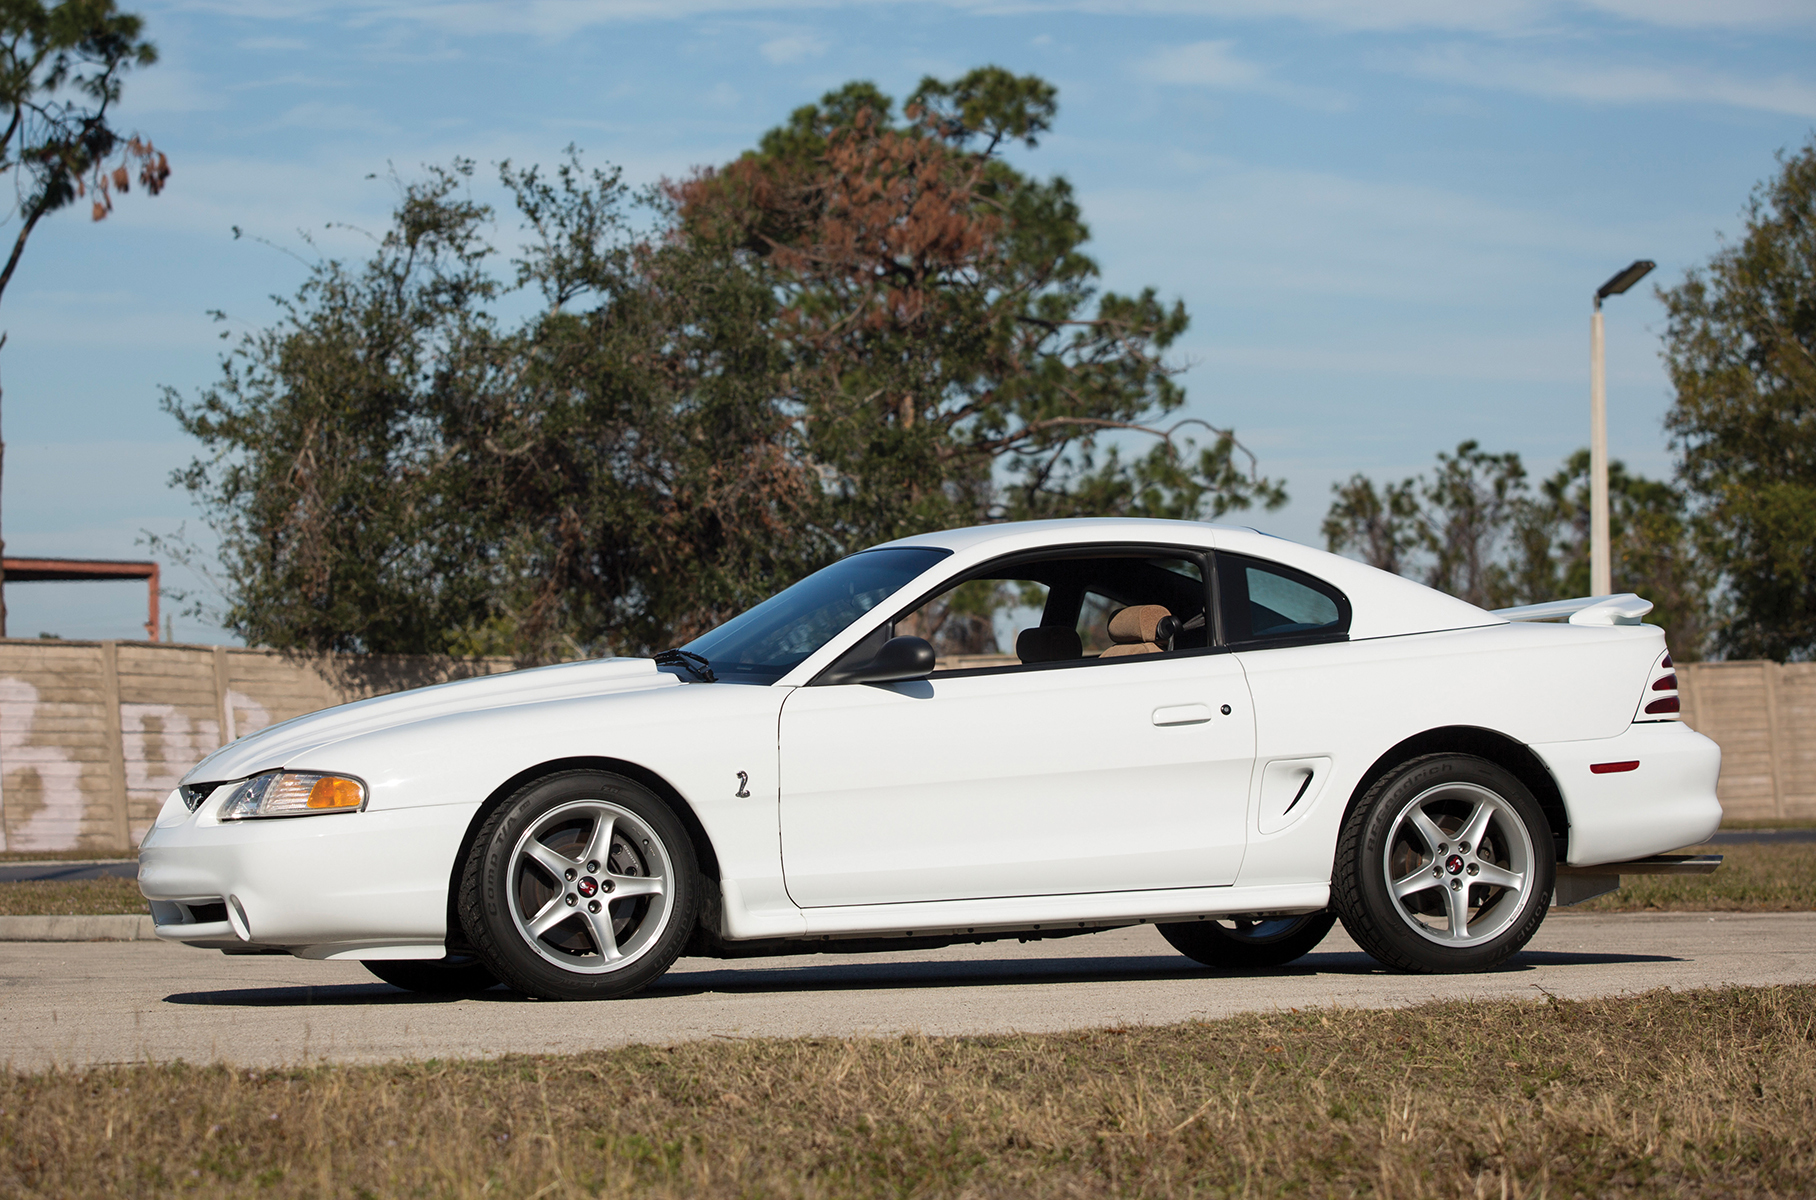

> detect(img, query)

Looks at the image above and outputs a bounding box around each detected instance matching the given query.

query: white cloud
[1146,39,1267,89]
[1406,45,1816,118]
[237,35,312,50]
[271,100,398,134]
[759,30,831,63]
[1578,0,1816,30]
[1142,39,1347,109]
[161,0,1813,37]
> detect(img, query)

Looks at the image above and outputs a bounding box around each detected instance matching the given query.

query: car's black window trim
[1212,550,1352,648]
[809,541,1214,686]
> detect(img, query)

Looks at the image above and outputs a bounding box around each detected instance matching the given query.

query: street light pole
[1589,260,1655,597]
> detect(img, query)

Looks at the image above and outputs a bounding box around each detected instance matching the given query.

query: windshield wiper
[653,648,717,683]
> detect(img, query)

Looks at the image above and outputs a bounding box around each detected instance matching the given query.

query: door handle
[1152,703,1213,726]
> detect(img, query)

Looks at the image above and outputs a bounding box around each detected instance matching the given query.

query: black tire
[457,769,699,1001]
[363,956,498,995]
[1158,910,1337,969]
[1333,753,1554,974]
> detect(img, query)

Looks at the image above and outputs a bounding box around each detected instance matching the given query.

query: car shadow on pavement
[158,947,1684,1008]
[162,984,526,1006]
[648,947,1684,997]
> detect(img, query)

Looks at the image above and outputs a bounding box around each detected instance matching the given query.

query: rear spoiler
[1491,593,1654,627]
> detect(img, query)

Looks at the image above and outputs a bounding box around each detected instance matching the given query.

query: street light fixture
[1589,258,1655,596]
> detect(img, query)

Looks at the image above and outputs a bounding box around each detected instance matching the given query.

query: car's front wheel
[1157,910,1336,969]
[458,770,699,1000]
[1333,753,1554,973]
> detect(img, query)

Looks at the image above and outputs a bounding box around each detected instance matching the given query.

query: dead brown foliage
[3,985,1814,1197]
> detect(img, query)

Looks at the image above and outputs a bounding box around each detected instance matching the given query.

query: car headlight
[216,772,367,820]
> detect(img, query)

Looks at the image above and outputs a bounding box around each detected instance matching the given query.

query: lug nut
[602,879,615,893]
[1467,863,1480,876]
[587,899,602,914]
[1432,866,1442,877]
[1437,843,1448,853]
[565,893,577,906]
[564,868,576,882]
[1450,879,1462,891]
[586,860,600,873]
[1459,841,1471,853]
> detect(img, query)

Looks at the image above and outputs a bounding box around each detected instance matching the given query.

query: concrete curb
[0,915,158,942]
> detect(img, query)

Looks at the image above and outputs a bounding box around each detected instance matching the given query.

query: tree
[0,0,166,635]
[170,71,1282,659]
[1523,451,1712,657]
[1324,441,1526,609]
[1660,135,1816,661]
[668,68,1283,552]
[164,158,819,659]
[1325,442,1711,654]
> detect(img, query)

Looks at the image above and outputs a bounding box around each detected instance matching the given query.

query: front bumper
[1531,721,1723,867]
[138,788,477,959]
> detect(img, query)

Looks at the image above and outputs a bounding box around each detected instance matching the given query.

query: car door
[777,550,1256,908]
[1214,551,1355,841]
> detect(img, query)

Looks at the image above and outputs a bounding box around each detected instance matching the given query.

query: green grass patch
[3,985,1814,1197]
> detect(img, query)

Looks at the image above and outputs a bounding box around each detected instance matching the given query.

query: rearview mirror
[838,635,935,685]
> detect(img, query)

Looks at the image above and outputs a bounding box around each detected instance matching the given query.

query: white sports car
[140,519,1722,999]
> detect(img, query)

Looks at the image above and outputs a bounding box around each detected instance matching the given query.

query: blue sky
[4,0,1813,641]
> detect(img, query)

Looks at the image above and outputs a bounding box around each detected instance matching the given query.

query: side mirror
[838,635,935,685]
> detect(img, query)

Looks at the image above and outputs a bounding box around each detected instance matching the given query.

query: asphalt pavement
[4,912,1814,1071]
[0,860,138,883]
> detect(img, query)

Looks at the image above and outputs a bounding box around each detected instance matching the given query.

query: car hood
[183,656,678,784]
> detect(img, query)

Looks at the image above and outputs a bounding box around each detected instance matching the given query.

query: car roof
[872,518,1502,641]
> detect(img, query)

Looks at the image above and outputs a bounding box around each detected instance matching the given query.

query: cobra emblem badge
[736,771,750,798]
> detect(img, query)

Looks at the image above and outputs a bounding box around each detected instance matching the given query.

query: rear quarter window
[1216,553,1351,645]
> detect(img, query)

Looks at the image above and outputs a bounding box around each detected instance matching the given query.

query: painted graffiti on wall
[120,703,223,849]
[0,676,89,852]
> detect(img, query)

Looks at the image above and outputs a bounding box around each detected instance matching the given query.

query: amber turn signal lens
[307,776,364,809]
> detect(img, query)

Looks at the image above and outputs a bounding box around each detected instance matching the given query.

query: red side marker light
[1591,761,1640,774]
[1645,696,1680,715]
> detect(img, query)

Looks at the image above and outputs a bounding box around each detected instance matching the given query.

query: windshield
[684,547,951,683]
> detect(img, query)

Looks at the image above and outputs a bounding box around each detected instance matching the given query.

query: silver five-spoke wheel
[1334,753,1554,974]
[510,799,674,974]
[460,770,699,1000]
[1383,782,1533,946]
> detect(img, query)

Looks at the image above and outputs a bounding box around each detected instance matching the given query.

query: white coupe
[140,519,1722,999]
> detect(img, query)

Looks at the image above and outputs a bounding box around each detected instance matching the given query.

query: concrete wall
[1678,661,1816,822]
[0,641,1809,853]
[0,639,519,853]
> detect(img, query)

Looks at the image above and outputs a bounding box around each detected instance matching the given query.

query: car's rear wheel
[1333,753,1554,973]
[1157,910,1336,969]
[363,955,498,995]
[458,770,698,1000]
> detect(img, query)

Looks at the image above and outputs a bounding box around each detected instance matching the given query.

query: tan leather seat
[1016,626,1082,664]
[1100,605,1175,658]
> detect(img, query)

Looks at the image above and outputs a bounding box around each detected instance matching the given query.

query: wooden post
[98,640,130,851]
[212,644,234,745]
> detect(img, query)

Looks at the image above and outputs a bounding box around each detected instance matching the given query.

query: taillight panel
[1635,648,1681,723]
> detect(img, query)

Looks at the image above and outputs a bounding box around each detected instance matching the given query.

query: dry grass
[0,878,147,917]
[1583,842,1816,912]
[3,985,1815,1197]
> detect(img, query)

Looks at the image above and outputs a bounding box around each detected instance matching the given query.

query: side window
[888,551,1209,673]
[1216,554,1350,645]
